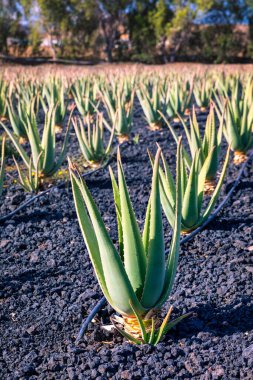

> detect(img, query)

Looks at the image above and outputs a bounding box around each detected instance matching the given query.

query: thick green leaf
[109,166,124,259]
[141,148,166,309]
[7,100,26,138]
[142,197,151,256]
[148,149,175,227]
[197,147,215,209]
[203,108,219,180]
[117,149,146,295]
[189,107,202,157]
[51,110,73,175]
[160,150,176,204]
[157,138,182,307]
[0,135,6,196]
[148,318,156,344]
[137,86,156,124]
[42,105,57,171]
[182,152,199,228]
[225,102,241,151]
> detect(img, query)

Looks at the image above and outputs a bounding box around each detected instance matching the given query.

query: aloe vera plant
[0,135,6,196]
[13,154,41,193]
[214,88,253,164]
[166,79,193,121]
[41,78,67,128]
[152,144,230,234]
[1,106,71,186]
[137,82,166,130]
[72,113,114,167]
[0,79,8,120]
[69,142,189,345]
[15,78,39,100]
[71,79,98,121]
[215,73,243,100]
[193,77,212,110]
[102,85,134,141]
[7,96,35,141]
[160,105,224,186]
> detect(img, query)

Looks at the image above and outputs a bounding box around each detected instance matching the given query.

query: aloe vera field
[0,63,253,379]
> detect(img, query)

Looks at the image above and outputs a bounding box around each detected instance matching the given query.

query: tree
[21,0,99,58]
[0,0,23,53]
[97,0,132,62]
[148,0,174,62]
[128,0,158,63]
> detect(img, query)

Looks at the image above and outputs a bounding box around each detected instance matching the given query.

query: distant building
[40,33,61,48]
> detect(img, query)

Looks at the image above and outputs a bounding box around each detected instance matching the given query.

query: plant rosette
[117,134,130,144]
[149,120,163,131]
[233,151,249,165]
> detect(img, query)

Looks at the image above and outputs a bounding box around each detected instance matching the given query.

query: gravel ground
[0,105,253,380]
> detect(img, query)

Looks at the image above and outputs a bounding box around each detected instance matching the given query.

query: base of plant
[204,179,216,195]
[111,306,191,345]
[173,117,181,123]
[112,310,159,340]
[19,137,27,145]
[200,106,208,112]
[149,121,163,131]
[87,160,103,169]
[233,151,248,165]
[184,108,191,116]
[55,125,63,134]
[0,116,7,122]
[180,229,192,235]
[117,134,130,144]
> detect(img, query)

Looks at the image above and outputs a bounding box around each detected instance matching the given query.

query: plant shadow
[207,217,253,232]
[225,180,253,193]
[169,298,253,342]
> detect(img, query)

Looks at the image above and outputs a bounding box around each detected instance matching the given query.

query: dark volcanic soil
[0,107,253,380]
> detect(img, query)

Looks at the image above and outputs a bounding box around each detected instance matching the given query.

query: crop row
[0,71,252,345]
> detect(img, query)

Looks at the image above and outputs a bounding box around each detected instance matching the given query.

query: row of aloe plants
[1,72,252,129]
[0,73,252,194]
[0,71,252,345]
[0,70,251,216]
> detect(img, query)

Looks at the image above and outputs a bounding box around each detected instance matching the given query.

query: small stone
[30,252,39,263]
[67,367,76,379]
[243,344,253,359]
[26,325,37,334]
[210,366,225,378]
[0,239,10,248]
[184,353,201,374]
[121,370,131,379]
[47,258,56,267]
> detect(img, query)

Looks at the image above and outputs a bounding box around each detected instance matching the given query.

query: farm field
[0,64,253,379]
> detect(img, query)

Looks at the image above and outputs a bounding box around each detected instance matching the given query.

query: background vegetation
[1,0,253,63]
